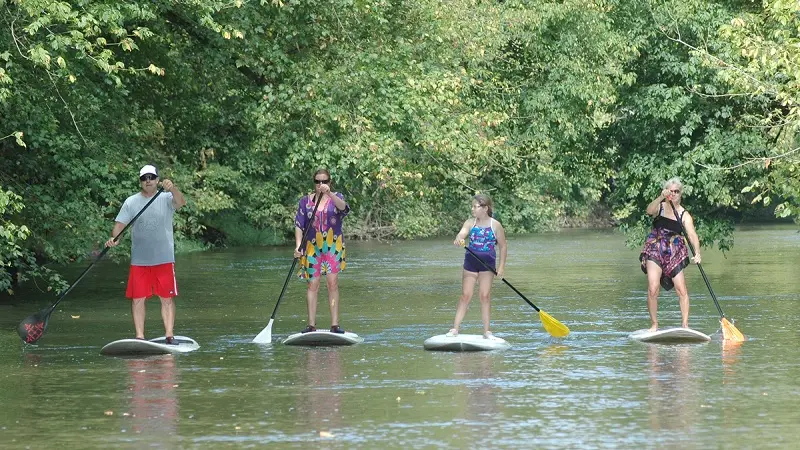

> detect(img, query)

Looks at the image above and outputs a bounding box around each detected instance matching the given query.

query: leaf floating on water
[71,315,80,319]
[104,410,114,416]
[320,431,334,438]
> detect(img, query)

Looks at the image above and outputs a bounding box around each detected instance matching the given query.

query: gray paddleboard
[100,336,200,355]
[282,330,363,346]
[424,334,511,352]
[628,327,711,344]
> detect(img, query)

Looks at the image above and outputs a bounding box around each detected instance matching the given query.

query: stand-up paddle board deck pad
[282,331,364,346]
[101,336,200,355]
[628,328,711,344]
[424,334,511,352]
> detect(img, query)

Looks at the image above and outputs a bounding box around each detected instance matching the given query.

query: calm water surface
[1,226,799,449]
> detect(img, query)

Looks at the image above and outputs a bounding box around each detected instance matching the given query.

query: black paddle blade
[18,309,50,344]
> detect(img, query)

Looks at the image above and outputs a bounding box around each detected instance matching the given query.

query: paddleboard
[628,327,711,344]
[423,334,511,352]
[100,336,200,356]
[282,330,364,346]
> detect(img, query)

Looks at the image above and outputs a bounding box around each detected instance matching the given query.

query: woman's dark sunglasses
[314,179,330,184]
[140,174,158,181]
[669,189,681,194]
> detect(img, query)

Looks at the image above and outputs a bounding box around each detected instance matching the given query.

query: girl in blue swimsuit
[448,194,507,339]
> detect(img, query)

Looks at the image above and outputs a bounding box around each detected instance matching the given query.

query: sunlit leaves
[3,0,797,294]
[712,0,800,223]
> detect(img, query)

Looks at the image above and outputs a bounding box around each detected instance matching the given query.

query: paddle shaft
[18,188,166,344]
[268,194,323,320]
[667,200,726,318]
[46,188,165,314]
[463,245,541,312]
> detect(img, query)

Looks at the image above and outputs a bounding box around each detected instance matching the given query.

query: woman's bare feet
[446,328,459,337]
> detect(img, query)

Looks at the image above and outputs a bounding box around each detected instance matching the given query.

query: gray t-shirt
[115,192,176,266]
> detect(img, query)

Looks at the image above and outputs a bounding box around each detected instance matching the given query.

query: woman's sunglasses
[669,189,681,194]
[140,174,158,182]
[314,179,330,184]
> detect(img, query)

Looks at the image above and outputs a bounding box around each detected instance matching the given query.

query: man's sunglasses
[314,179,330,184]
[140,174,158,182]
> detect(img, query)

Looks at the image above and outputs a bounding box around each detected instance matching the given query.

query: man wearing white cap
[105,165,187,342]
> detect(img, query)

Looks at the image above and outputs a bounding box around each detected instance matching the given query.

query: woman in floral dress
[294,169,350,334]
[640,177,702,331]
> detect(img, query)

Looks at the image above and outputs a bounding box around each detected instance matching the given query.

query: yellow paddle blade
[721,318,746,342]
[539,310,570,338]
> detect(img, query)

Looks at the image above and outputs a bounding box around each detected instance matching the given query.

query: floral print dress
[640,204,689,290]
[294,193,350,280]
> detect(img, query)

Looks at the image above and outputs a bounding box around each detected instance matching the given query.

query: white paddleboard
[628,327,711,344]
[424,334,511,352]
[282,330,363,346]
[100,336,200,355]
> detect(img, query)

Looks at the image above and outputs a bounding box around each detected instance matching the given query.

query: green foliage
[1,0,797,295]
[0,186,65,294]
[712,0,800,223]
[0,188,29,293]
[203,211,285,247]
[603,0,772,248]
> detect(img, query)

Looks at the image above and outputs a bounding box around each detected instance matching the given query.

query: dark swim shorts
[463,250,496,273]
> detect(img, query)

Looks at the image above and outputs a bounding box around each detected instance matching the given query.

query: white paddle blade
[252,318,274,344]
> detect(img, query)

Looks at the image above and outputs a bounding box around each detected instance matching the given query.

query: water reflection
[295,349,343,435]
[721,340,744,431]
[721,340,743,385]
[453,353,502,423]
[123,356,179,446]
[23,351,42,368]
[646,345,701,431]
[3,227,798,449]
[538,343,569,359]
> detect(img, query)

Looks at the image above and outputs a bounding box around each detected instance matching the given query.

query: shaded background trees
[2,0,796,294]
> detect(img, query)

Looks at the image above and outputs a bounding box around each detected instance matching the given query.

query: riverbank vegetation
[2,0,798,294]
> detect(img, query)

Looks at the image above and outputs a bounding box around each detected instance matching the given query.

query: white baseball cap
[139,165,158,177]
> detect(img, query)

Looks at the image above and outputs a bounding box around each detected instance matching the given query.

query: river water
[1,226,798,449]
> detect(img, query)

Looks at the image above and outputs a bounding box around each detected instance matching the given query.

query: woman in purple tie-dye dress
[293,169,351,335]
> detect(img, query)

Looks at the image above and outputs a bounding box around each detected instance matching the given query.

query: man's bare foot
[648,324,658,332]
[483,331,494,339]
[446,328,458,337]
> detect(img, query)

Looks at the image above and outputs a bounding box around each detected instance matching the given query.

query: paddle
[462,245,570,338]
[18,188,164,344]
[668,200,745,341]
[252,193,323,344]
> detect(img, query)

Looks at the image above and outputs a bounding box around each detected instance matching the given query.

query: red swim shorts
[126,263,178,299]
